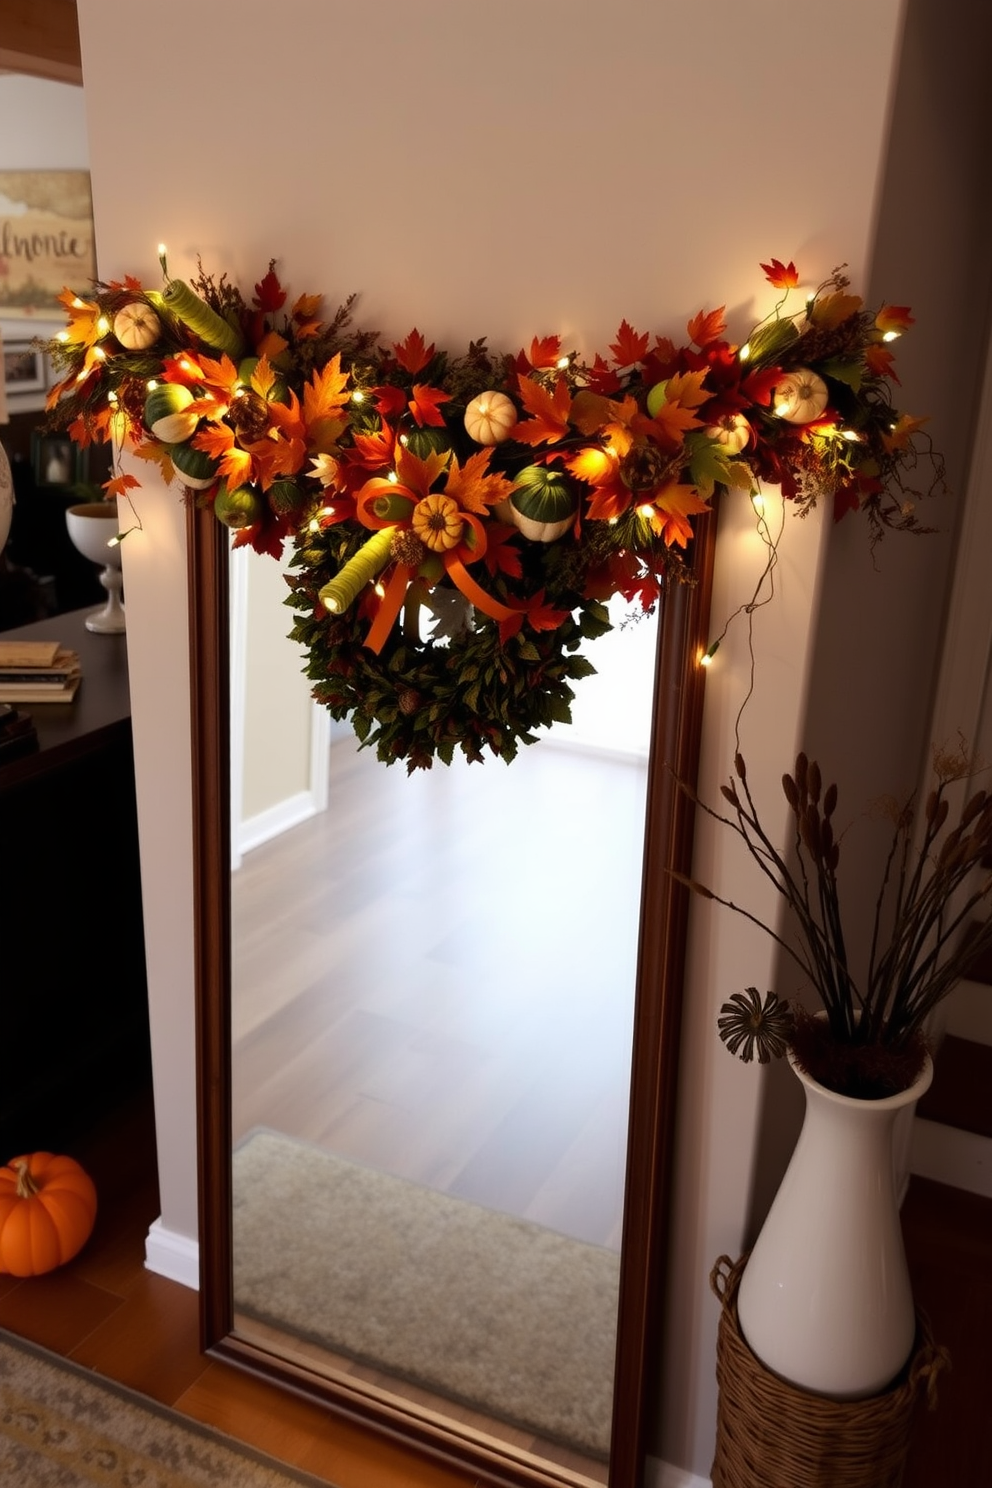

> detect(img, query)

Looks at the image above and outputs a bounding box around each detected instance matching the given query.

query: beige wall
[74,1,933,1477]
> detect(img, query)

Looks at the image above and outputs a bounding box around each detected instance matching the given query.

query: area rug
[232,1130,619,1459]
[0,1329,331,1488]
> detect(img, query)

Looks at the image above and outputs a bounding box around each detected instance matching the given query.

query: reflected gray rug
[0,1330,329,1488]
[232,1130,619,1458]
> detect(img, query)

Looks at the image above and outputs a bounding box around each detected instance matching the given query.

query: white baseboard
[645,1455,711,1488]
[237,789,323,857]
[144,1219,200,1291]
[910,1118,992,1198]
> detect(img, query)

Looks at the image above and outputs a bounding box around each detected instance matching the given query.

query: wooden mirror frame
[190,499,717,1488]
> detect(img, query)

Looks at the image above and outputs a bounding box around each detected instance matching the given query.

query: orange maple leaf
[193,424,253,487]
[293,292,322,320]
[132,440,176,482]
[569,390,615,437]
[244,433,307,490]
[686,307,727,349]
[444,450,514,516]
[510,374,572,445]
[865,344,898,382]
[196,354,242,397]
[256,329,289,361]
[408,383,451,428]
[66,407,112,448]
[610,320,649,367]
[393,329,434,375]
[526,334,563,369]
[649,483,712,547]
[760,258,800,290]
[875,304,915,335]
[303,355,351,451]
[103,473,140,499]
[395,444,449,499]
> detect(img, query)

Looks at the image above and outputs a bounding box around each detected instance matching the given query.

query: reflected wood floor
[232,736,648,1249]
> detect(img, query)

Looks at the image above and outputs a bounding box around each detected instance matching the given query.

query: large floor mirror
[191,501,716,1488]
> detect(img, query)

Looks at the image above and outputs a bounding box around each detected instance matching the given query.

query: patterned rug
[0,1330,331,1488]
[233,1130,620,1459]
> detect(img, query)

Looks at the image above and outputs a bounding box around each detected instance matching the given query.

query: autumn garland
[45,256,941,769]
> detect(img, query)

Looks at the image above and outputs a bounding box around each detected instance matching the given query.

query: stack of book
[0,640,82,703]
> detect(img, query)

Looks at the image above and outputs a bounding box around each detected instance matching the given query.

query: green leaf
[821,358,863,392]
[686,433,734,499]
[548,694,573,724]
[568,655,598,679]
[517,640,541,662]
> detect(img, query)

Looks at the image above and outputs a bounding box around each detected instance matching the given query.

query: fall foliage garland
[45,256,941,769]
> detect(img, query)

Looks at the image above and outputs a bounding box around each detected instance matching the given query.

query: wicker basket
[710,1255,949,1488]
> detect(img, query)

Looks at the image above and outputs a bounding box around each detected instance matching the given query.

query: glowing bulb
[637,503,655,519]
[308,517,321,533]
[608,516,618,526]
[93,346,106,360]
[883,330,900,342]
[325,595,342,613]
[108,391,118,405]
[556,356,570,369]
[387,471,399,484]
[72,296,85,309]
[751,492,765,515]
[157,243,167,257]
[96,315,111,336]
[774,401,790,417]
[146,378,158,390]
[374,581,386,598]
[352,389,365,404]
[400,434,409,446]
[739,343,751,362]
[700,640,720,667]
[57,330,71,343]
[180,359,196,374]
[841,429,860,442]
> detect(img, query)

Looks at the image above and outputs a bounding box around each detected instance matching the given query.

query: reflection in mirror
[229,558,658,1478]
[192,502,716,1488]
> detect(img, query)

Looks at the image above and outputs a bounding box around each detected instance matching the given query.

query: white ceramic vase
[736,1048,932,1399]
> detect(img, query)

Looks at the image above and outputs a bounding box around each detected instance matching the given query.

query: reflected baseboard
[646,1457,710,1488]
[144,1217,200,1290]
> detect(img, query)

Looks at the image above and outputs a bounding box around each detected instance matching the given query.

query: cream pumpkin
[113,301,162,351]
[774,368,829,425]
[705,413,751,454]
[463,391,517,445]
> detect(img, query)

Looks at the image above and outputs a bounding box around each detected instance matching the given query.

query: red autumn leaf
[393,328,434,375]
[865,344,899,382]
[525,334,563,369]
[483,523,523,579]
[875,304,915,335]
[67,407,112,447]
[373,384,407,420]
[686,306,727,349]
[741,366,782,407]
[509,374,572,445]
[609,319,649,367]
[833,481,861,521]
[254,266,286,312]
[760,258,800,290]
[524,590,571,633]
[408,383,451,428]
[585,353,622,396]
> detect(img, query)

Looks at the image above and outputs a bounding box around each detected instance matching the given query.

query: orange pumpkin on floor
[0,1153,98,1277]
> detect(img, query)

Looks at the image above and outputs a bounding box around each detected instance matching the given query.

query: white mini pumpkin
[113,301,162,351]
[463,391,517,445]
[705,413,751,454]
[774,368,829,425]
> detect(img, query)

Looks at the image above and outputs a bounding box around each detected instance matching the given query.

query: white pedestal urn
[736,1049,933,1400]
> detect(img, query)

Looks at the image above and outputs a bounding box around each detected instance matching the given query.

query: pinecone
[391,529,428,567]
[226,391,270,443]
[620,443,668,492]
[793,311,873,366]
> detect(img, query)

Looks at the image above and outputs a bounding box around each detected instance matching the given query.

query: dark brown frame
[190,500,717,1488]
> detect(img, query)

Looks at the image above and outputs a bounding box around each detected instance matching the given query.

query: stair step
[917,1034,992,1139]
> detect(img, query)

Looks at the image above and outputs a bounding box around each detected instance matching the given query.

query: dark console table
[0,609,151,1158]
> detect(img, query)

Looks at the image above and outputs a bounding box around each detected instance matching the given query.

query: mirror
[192,501,717,1488]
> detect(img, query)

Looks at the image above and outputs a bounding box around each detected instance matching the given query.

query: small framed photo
[31,430,86,489]
[3,340,47,405]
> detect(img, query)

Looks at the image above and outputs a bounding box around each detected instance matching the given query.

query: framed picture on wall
[0,170,96,320]
[31,430,86,489]
[4,341,46,399]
